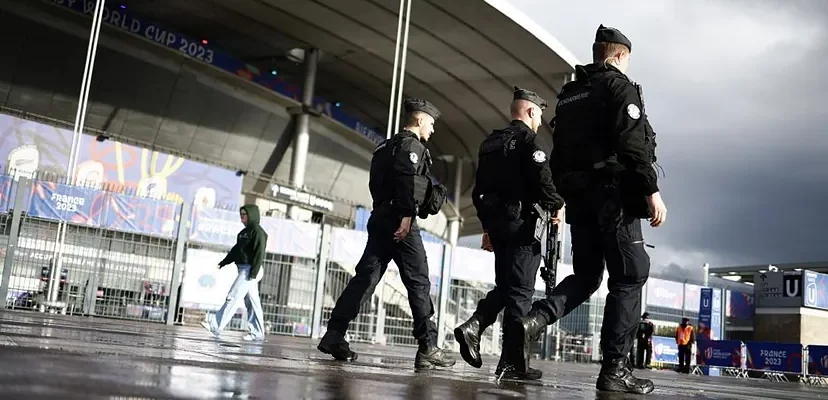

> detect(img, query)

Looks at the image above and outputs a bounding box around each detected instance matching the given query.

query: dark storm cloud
[502,0,828,278]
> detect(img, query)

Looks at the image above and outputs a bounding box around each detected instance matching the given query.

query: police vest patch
[532,149,546,164]
[627,104,641,120]
[409,151,419,164]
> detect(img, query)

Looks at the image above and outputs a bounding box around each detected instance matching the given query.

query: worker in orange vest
[675,317,695,373]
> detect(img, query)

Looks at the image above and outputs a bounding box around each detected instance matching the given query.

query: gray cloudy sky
[460,0,828,279]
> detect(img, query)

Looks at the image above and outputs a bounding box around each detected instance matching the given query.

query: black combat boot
[454,315,483,368]
[317,330,358,362]
[414,343,456,371]
[515,311,549,369]
[596,357,655,395]
[494,361,543,381]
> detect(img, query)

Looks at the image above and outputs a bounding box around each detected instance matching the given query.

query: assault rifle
[533,204,560,297]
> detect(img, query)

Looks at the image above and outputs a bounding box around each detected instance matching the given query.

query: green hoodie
[218,204,268,281]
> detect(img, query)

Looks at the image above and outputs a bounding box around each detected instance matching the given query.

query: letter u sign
[783,275,801,297]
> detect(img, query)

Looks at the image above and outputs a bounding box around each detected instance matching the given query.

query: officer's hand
[646,192,667,228]
[394,217,412,242]
[480,233,493,252]
[551,209,563,225]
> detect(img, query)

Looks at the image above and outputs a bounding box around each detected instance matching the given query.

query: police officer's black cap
[642,312,650,319]
[403,98,441,120]
[595,24,632,52]
[512,86,547,110]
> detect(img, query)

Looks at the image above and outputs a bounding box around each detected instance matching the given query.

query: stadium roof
[83,0,579,235]
[709,261,828,284]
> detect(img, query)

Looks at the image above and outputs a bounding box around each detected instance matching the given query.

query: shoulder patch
[627,104,641,120]
[532,149,547,164]
[409,151,419,164]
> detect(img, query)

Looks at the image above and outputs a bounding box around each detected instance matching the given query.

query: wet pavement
[0,311,824,399]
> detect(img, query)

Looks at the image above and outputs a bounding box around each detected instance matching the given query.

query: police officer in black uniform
[317,98,455,371]
[516,25,667,395]
[453,87,564,380]
[635,312,655,369]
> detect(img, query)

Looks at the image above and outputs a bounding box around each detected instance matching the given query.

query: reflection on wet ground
[0,311,822,399]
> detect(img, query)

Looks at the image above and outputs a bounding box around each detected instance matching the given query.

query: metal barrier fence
[1,176,181,323]
[0,173,757,369]
[690,340,828,386]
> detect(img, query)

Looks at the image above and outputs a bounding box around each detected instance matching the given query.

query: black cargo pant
[531,214,650,364]
[677,344,691,373]
[327,211,438,346]
[473,217,541,365]
[636,339,652,368]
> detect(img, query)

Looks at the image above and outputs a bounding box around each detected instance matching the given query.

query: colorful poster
[103,193,180,238]
[0,114,241,209]
[26,180,106,226]
[803,270,828,311]
[745,341,803,373]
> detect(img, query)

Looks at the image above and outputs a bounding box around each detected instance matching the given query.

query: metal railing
[0,172,754,368]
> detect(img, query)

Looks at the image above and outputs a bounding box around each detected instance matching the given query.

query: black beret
[512,86,547,110]
[595,24,632,52]
[403,98,441,120]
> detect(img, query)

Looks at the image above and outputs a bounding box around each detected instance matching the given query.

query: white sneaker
[201,321,219,337]
[243,334,263,342]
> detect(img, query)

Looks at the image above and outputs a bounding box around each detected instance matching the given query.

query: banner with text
[710,288,722,341]
[652,336,679,364]
[51,0,385,146]
[26,180,181,238]
[698,288,714,341]
[807,345,828,376]
[803,270,828,311]
[745,341,803,374]
[696,340,743,368]
[698,288,723,341]
[27,180,106,226]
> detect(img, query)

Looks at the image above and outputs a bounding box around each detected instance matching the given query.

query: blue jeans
[208,264,265,339]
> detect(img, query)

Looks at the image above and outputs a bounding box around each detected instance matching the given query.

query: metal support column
[166,202,190,325]
[375,281,387,345]
[702,263,710,287]
[0,177,29,303]
[48,0,106,310]
[287,47,319,220]
[437,157,463,348]
[385,0,413,138]
[311,224,332,339]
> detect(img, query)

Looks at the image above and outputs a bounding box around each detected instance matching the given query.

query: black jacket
[218,204,268,281]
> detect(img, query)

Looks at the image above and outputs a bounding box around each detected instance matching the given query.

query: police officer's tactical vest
[553,77,657,174]
[476,126,526,207]
[369,136,396,205]
[368,134,430,210]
